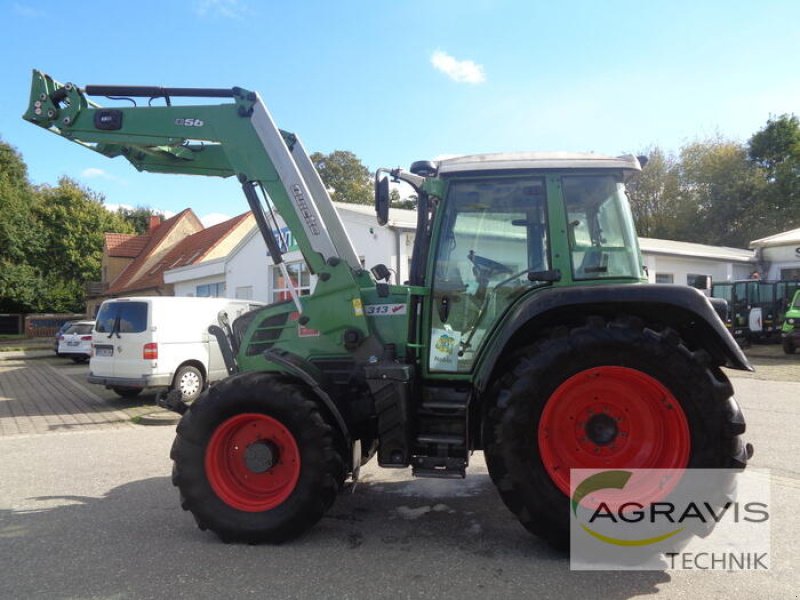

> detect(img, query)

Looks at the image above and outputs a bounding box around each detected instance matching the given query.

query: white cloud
[81,168,126,184]
[12,3,45,17]
[201,212,231,227]
[103,202,134,213]
[195,0,248,19]
[430,50,486,84]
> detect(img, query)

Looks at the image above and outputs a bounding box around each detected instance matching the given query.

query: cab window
[429,176,548,372]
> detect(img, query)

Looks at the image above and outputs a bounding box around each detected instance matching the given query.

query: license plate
[95,346,113,357]
[67,341,79,346]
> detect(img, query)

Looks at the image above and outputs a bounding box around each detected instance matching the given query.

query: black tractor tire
[173,365,204,404]
[112,386,142,399]
[483,316,748,551]
[170,371,344,544]
[783,337,796,354]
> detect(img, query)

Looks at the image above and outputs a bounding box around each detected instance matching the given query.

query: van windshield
[95,302,148,334]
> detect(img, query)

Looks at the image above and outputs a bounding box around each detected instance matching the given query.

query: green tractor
[781,289,800,354]
[24,70,752,549]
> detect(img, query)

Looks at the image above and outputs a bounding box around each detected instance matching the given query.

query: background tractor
[24,71,752,549]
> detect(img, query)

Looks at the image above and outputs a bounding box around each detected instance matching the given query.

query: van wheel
[174,365,204,403]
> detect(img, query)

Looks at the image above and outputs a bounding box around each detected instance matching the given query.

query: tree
[32,178,134,284]
[748,114,800,234]
[676,137,764,247]
[626,147,683,239]
[310,150,373,205]
[0,139,40,264]
[0,144,136,313]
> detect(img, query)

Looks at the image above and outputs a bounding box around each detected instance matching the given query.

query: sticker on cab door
[429,328,461,372]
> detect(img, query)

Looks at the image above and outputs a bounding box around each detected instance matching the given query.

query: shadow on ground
[0,471,671,599]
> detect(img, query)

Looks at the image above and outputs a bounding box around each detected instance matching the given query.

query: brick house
[86,210,254,316]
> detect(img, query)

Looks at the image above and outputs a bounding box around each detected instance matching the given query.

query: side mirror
[375,174,390,226]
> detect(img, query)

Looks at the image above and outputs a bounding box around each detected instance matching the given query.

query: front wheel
[173,365,204,403]
[170,372,344,543]
[483,317,748,550]
[783,337,796,354]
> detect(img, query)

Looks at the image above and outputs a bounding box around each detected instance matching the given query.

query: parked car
[58,321,95,363]
[54,320,78,355]
[89,297,263,401]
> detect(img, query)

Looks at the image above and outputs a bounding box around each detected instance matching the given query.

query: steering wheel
[467,250,513,281]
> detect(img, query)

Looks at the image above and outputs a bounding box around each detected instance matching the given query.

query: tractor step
[412,456,467,479]
[416,433,464,446]
[411,385,471,479]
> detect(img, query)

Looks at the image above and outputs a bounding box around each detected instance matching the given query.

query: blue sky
[1,0,798,225]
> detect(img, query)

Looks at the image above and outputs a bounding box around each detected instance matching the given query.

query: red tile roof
[107,210,252,295]
[107,209,201,294]
[161,212,253,271]
[105,233,150,257]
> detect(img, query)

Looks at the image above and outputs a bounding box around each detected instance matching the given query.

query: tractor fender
[474,283,752,394]
[262,349,354,469]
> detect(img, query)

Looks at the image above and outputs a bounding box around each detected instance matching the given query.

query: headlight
[788,318,796,325]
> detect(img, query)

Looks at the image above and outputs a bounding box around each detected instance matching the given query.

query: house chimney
[149,215,162,232]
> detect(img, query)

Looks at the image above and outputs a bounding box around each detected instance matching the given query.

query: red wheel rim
[205,413,301,512]
[538,366,691,497]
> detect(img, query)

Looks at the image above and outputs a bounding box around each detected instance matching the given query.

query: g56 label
[175,118,204,127]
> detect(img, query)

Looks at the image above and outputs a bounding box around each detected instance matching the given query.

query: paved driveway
[0,351,797,599]
[0,358,137,436]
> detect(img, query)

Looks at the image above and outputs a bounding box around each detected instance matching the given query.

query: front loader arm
[24,69,372,347]
[23,69,362,274]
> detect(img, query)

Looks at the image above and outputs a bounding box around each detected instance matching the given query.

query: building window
[271,261,312,303]
[655,273,674,284]
[687,273,710,287]
[196,282,226,297]
[781,268,800,281]
[235,286,253,300]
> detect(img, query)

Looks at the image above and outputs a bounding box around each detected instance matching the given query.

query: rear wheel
[170,372,344,543]
[483,317,748,550]
[783,337,796,354]
[173,365,204,403]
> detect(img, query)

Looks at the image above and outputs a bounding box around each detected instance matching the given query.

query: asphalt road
[0,355,797,599]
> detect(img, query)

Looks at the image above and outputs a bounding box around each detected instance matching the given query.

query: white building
[164,203,417,303]
[639,238,755,285]
[750,227,800,281]
[165,205,800,302]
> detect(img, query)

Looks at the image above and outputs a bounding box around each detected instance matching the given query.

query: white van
[89,297,263,401]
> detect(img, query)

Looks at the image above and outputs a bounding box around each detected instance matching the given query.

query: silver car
[58,321,95,363]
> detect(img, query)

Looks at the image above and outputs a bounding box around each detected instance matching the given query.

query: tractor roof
[436,152,642,175]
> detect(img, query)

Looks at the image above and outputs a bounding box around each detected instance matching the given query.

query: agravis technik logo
[569,468,771,570]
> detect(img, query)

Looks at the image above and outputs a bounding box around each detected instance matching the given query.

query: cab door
[427,176,550,373]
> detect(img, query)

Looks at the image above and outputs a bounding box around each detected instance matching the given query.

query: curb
[135,409,181,426]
